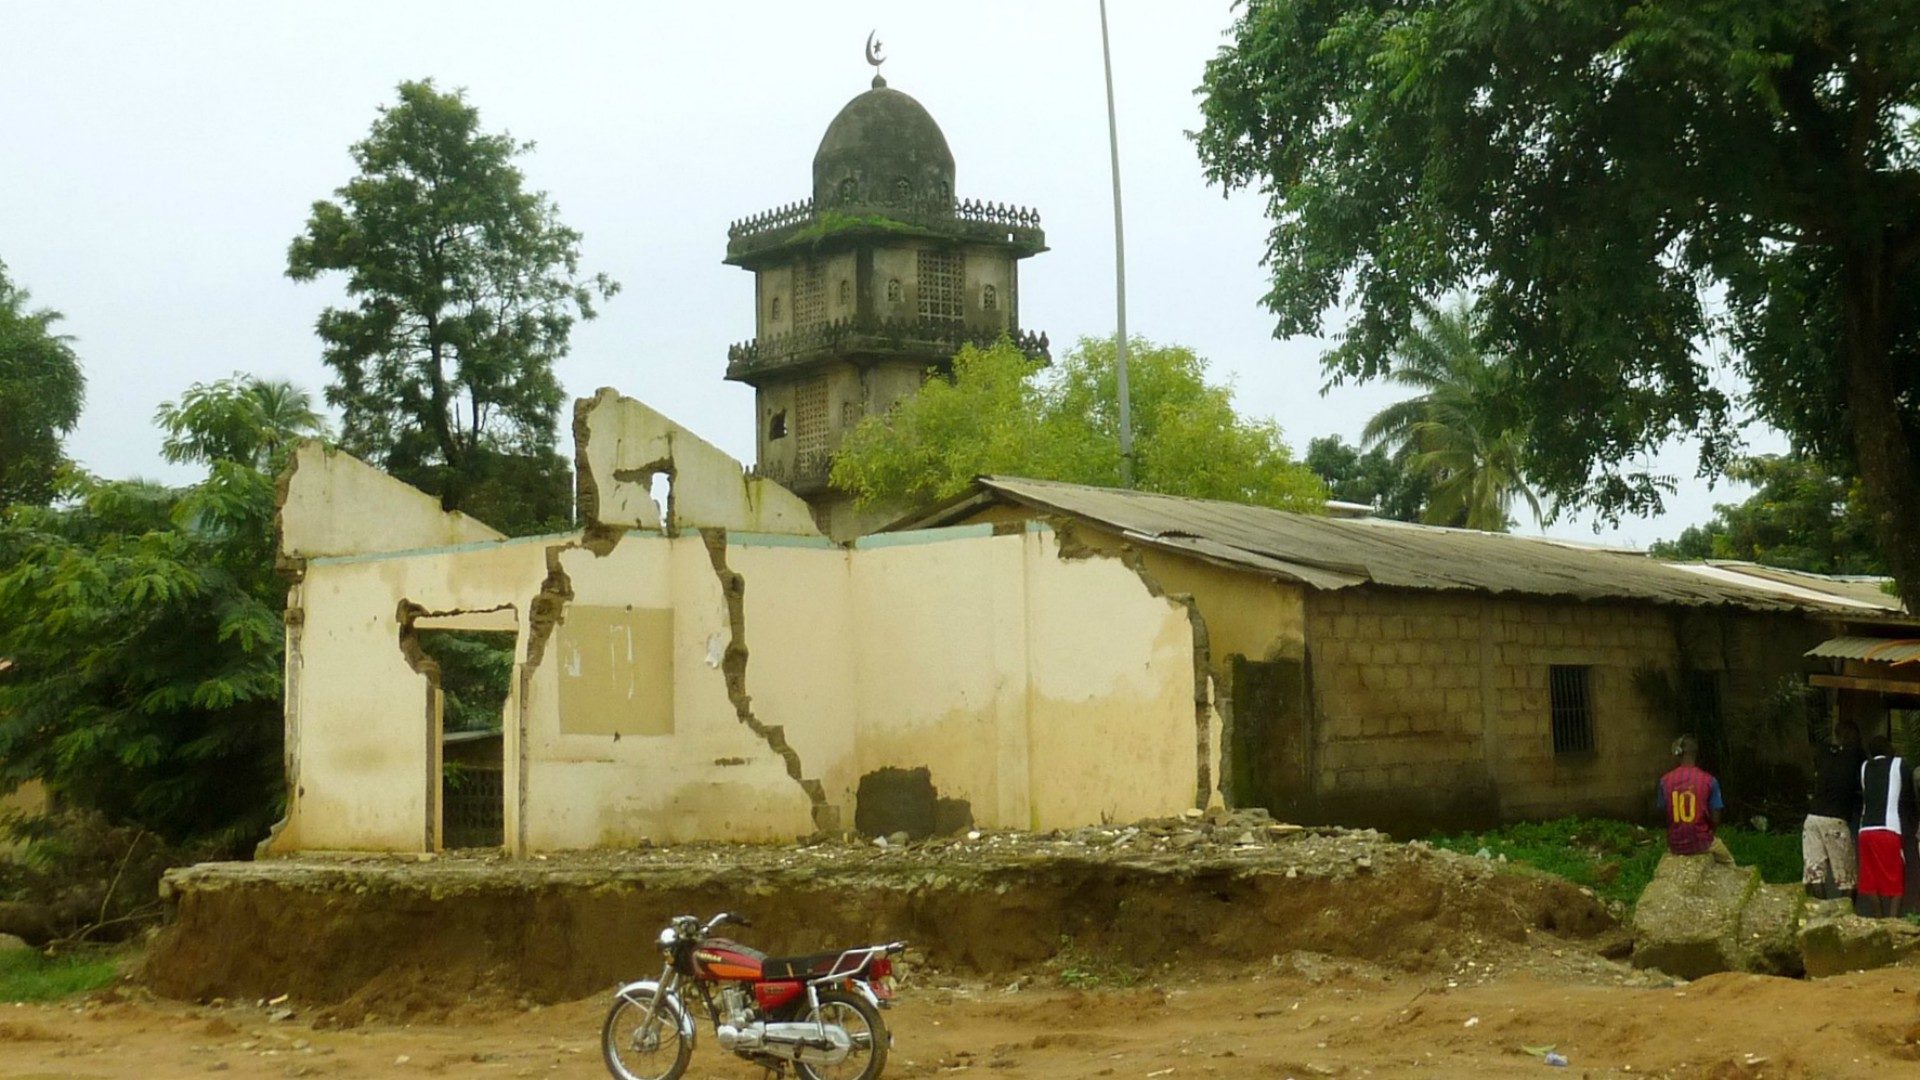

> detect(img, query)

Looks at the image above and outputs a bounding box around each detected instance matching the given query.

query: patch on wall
[557,606,674,736]
[853,766,973,840]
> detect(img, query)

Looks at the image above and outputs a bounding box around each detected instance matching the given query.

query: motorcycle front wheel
[602,986,693,1080]
[796,988,889,1080]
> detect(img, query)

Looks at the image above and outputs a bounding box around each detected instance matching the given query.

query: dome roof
[811,76,956,210]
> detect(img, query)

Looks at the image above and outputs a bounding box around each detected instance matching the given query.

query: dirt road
[5,956,1917,1080]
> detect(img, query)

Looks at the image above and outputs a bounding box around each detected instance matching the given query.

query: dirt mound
[144,820,1613,1015]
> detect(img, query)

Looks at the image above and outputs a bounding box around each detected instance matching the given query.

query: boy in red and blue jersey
[1657,735,1724,857]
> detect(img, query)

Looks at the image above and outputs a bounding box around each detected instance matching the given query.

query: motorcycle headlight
[657,927,677,956]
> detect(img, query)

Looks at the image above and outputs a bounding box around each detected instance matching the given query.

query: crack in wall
[700,527,837,835]
[1053,520,1218,812]
[1118,548,1217,812]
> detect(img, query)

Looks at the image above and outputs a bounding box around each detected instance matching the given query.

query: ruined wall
[272,521,1208,853]
[1303,588,1828,832]
[271,540,548,854]
[846,526,1211,832]
[279,442,504,559]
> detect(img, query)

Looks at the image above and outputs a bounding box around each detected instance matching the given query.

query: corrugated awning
[1805,636,1920,665]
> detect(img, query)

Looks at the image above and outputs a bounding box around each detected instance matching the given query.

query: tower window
[768,410,787,440]
[792,259,826,330]
[837,177,857,203]
[886,278,903,303]
[916,250,964,324]
[769,296,782,322]
[795,376,831,459]
[982,284,998,311]
[838,279,851,306]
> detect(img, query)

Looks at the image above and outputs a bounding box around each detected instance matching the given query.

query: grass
[1050,935,1143,990]
[0,947,124,1002]
[1429,816,1804,910]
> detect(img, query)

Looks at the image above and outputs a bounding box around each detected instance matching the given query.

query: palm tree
[1362,299,1541,532]
[156,374,326,470]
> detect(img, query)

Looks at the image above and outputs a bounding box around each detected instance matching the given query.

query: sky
[0,1,1777,546]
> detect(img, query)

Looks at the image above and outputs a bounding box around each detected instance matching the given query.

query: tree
[0,260,85,507]
[1360,300,1542,532]
[1649,455,1885,574]
[1304,436,1429,522]
[829,336,1327,512]
[287,79,615,534]
[0,376,323,849]
[1196,1,1920,608]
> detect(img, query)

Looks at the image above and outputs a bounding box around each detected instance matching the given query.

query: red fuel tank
[691,939,765,981]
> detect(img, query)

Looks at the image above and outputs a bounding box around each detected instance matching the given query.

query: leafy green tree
[1649,455,1885,574]
[1304,435,1429,522]
[286,79,615,534]
[0,260,85,507]
[0,376,323,849]
[1360,301,1542,532]
[1196,0,1920,608]
[830,336,1327,512]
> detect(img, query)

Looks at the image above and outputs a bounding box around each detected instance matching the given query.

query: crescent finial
[865,30,885,69]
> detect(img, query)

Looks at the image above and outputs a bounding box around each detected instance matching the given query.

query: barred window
[982,284,998,311]
[792,260,826,331]
[1549,665,1595,755]
[795,376,831,458]
[916,250,964,323]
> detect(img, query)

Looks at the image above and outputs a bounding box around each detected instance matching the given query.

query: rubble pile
[147,811,1618,1011]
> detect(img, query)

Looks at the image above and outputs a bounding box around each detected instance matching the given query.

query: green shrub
[1430,816,1802,910]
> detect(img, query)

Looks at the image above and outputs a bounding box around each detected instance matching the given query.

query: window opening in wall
[795,375,830,460]
[769,296,781,322]
[793,259,826,330]
[982,284,998,311]
[768,409,788,440]
[841,400,864,428]
[916,249,964,323]
[1550,664,1595,755]
[886,278,902,303]
[838,279,851,306]
[417,628,515,850]
[649,471,672,525]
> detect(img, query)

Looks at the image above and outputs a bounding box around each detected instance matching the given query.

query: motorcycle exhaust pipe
[717,1022,853,1065]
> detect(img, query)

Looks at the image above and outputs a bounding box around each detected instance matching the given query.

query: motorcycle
[602,911,905,1080]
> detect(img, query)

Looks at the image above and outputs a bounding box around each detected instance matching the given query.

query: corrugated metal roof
[972,476,1912,618]
[1706,563,1901,610]
[1805,636,1920,664]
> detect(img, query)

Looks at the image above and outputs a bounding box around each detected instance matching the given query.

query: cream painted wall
[576,390,822,536]
[1023,538,1218,827]
[279,442,504,559]
[273,521,1209,853]
[269,539,550,854]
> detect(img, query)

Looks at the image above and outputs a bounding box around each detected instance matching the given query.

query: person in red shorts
[1857,735,1915,917]
[1658,736,1726,858]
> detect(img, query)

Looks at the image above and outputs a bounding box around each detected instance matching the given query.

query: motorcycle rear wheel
[796,988,889,1080]
[601,988,693,1080]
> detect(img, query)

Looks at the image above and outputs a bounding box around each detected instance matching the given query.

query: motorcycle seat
[760,950,854,980]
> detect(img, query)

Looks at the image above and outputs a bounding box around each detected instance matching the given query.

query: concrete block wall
[1303,588,1822,832]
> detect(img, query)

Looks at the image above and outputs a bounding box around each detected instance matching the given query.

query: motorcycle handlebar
[703,911,752,933]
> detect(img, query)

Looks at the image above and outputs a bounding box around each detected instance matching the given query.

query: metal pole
[1098,0,1134,487]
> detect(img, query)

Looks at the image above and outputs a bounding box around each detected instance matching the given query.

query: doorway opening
[417,628,516,850]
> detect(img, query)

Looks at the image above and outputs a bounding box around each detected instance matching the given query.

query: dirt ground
[5,949,1919,1080]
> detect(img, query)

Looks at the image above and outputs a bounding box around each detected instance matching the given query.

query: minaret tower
[724,38,1048,538]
